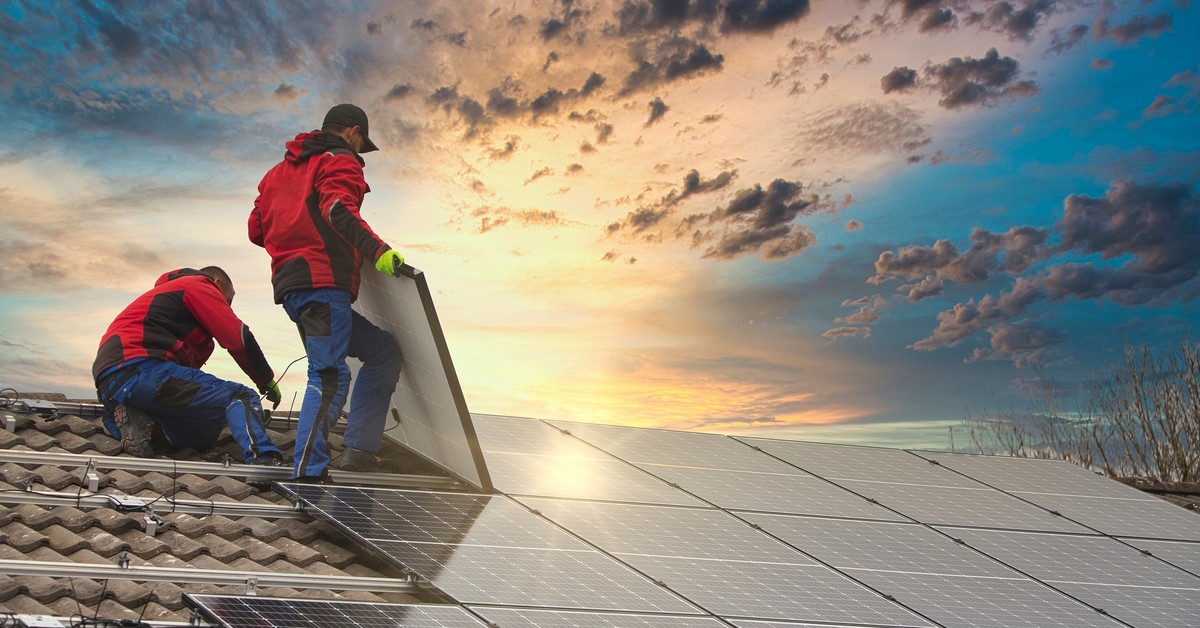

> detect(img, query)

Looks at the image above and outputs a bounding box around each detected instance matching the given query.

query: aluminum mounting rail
[0,559,419,594]
[0,449,462,490]
[0,488,308,519]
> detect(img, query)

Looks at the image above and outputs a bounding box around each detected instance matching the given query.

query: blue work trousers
[97,358,280,463]
[282,288,402,479]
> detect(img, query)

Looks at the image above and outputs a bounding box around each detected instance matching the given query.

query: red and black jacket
[92,269,274,390]
[249,131,391,304]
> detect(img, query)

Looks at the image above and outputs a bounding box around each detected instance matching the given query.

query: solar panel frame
[516,497,815,563]
[941,526,1200,627]
[473,415,707,505]
[548,419,801,474]
[637,463,909,521]
[467,606,730,627]
[277,483,701,614]
[185,594,487,628]
[738,437,981,488]
[741,514,1125,627]
[514,497,933,626]
[1120,538,1200,576]
[353,264,491,491]
[832,479,1093,533]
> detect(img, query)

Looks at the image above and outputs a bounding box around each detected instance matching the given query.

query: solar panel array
[352,264,491,491]
[250,415,1200,627]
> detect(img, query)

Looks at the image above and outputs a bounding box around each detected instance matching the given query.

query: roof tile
[3,520,49,552]
[18,575,69,604]
[0,462,38,487]
[147,530,206,561]
[77,526,131,557]
[304,538,359,569]
[0,430,27,449]
[90,508,142,535]
[34,465,80,490]
[194,532,250,563]
[233,534,286,564]
[105,469,152,494]
[0,574,20,602]
[269,537,325,567]
[48,431,98,454]
[42,523,90,555]
[115,528,171,559]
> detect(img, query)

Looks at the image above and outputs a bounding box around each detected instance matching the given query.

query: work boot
[294,469,335,485]
[338,446,386,473]
[114,404,156,458]
[249,451,287,466]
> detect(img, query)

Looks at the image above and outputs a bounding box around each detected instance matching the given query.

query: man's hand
[262,380,282,409]
[374,250,405,276]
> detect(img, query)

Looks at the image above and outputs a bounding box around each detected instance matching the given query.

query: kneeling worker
[92,266,284,465]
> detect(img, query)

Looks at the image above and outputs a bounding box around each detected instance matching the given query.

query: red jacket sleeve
[316,153,390,262]
[183,280,275,390]
[248,191,265,248]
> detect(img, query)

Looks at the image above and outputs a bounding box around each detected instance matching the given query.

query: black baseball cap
[323,103,379,153]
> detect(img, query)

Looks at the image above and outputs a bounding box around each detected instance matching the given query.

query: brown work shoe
[114,404,156,458]
[337,446,386,473]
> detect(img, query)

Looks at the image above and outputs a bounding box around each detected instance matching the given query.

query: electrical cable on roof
[259,355,306,407]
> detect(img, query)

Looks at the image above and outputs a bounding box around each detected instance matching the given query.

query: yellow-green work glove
[374,250,405,277]
[262,380,282,409]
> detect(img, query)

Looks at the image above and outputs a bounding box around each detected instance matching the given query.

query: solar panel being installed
[185,594,486,627]
[352,264,491,491]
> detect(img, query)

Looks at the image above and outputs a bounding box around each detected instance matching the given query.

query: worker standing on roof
[249,103,403,483]
[92,266,285,465]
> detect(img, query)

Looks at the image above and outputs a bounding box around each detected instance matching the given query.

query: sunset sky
[1,0,1197,448]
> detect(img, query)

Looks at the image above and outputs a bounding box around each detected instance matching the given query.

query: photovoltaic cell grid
[743,514,1123,627]
[468,607,729,627]
[353,264,491,491]
[472,414,704,506]
[548,419,796,473]
[276,483,698,614]
[638,464,908,521]
[545,419,904,521]
[917,451,1200,541]
[184,595,485,628]
[741,437,1093,532]
[1121,538,1200,576]
[942,527,1200,627]
[517,496,933,626]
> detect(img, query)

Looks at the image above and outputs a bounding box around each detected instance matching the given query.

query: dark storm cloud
[883,181,1200,364]
[1047,24,1089,55]
[531,88,567,116]
[966,321,1066,368]
[921,48,1039,109]
[871,226,1052,298]
[700,179,830,260]
[645,97,670,126]
[721,0,811,33]
[881,67,918,93]
[606,169,737,236]
[273,84,299,100]
[581,72,607,96]
[1094,13,1173,44]
[919,8,955,33]
[963,1,1055,42]
[385,84,414,101]
[620,39,725,96]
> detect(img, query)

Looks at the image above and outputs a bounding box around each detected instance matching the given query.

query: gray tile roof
[0,392,449,625]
